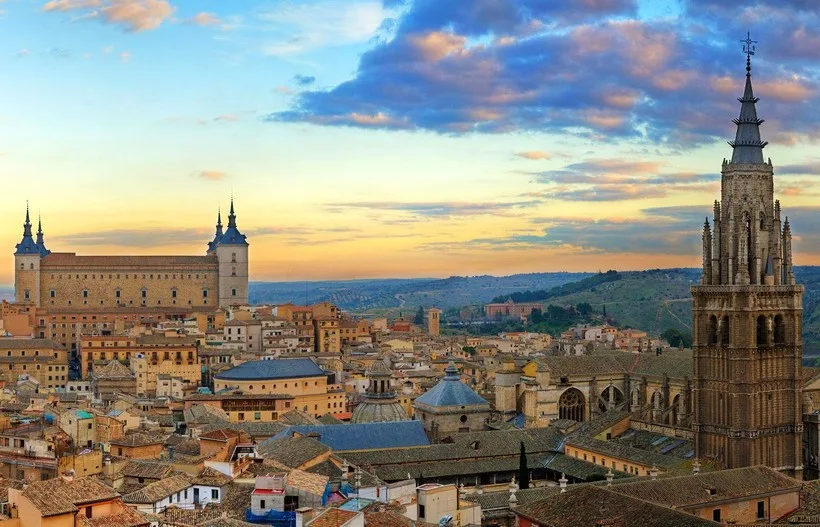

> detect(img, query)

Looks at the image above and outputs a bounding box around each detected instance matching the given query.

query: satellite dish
[438,515,453,526]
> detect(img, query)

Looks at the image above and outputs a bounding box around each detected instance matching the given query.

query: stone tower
[14,205,41,305]
[213,198,249,307]
[692,47,803,477]
[426,307,441,336]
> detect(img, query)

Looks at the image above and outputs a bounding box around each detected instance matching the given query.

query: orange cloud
[198,170,227,181]
[190,11,221,26]
[411,31,466,61]
[515,151,551,161]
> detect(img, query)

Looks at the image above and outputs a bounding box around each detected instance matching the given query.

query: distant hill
[248,273,593,313]
[474,266,820,355]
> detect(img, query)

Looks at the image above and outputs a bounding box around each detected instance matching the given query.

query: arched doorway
[598,385,624,413]
[559,388,586,422]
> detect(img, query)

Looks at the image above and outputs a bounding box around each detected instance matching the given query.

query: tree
[576,302,593,319]
[518,441,530,490]
[414,305,425,325]
[661,328,693,349]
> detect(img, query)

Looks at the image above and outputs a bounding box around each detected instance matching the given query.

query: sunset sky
[1,0,820,283]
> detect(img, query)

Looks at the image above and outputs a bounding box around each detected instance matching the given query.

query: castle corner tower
[14,205,41,305]
[692,36,803,477]
[213,198,249,307]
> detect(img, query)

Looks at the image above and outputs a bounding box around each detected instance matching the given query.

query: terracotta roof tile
[122,474,192,504]
[306,508,359,527]
[21,477,119,517]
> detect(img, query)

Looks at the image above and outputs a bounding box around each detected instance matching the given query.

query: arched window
[598,385,624,413]
[708,315,718,345]
[559,388,585,422]
[721,316,730,345]
[774,314,786,345]
[756,315,768,346]
[670,394,680,426]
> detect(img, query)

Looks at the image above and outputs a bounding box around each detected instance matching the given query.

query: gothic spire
[729,33,767,164]
[15,203,39,256]
[24,202,32,237]
[35,214,50,257]
[228,196,236,228]
[216,208,223,236]
[218,197,248,246]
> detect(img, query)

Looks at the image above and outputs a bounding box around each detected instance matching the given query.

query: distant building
[13,199,248,309]
[483,299,543,319]
[213,358,345,418]
[426,308,441,336]
[413,362,492,441]
[351,360,408,424]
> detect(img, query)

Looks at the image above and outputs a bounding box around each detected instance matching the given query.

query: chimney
[649,466,659,480]
[605,469,614,486]
[559,473,568,493]
[692,459,701,475]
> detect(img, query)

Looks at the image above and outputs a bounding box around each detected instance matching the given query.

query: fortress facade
[13,199,249,310]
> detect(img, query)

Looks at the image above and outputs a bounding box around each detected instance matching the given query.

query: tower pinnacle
[15,204,39,255]
[728,33,766,164]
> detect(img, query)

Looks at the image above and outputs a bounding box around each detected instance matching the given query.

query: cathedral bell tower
[692,35,803,477]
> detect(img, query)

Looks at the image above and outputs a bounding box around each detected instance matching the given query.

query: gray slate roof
[263,421,430,452]
[214,358,324,381]
[414,364,489,408]
[514,485,717,527]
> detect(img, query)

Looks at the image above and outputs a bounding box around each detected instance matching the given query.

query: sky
[1,0,820,283]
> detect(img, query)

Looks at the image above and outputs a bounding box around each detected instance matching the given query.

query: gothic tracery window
[559,388,585,422]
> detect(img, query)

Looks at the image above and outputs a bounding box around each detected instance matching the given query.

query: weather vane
[741,32,757,73]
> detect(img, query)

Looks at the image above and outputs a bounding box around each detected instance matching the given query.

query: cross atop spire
[741,32,757,75]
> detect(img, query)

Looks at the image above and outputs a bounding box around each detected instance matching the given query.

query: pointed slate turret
[14,204,39,255]
[219,197,248,246]
[728,55,767,164]
[35,216,50,257]
[207,208,224,252]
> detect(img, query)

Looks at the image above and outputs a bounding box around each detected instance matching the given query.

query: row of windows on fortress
[23,290,238,306]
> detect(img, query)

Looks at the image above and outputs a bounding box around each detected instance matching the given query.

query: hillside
[474,267,820,355]
[248,273,592,313]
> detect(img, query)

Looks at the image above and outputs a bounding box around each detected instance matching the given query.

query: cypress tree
[518,441,530,490]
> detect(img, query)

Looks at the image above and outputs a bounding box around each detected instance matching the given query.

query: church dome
[351,398,409,424]
[350,356,409,424]
[414,362,489,410]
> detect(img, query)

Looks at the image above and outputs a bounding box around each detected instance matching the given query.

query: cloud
[525,157,718,201]
[515,150,550,160]
[263,1,820,146]
[293,74,316,86]
[326,199,540,218]
[53,227,208,247]
[16,49,29,58]
[43,0,173,32]
[198,170,227,181]
[189,11,220,27]
[778,160,820,176]
[213,114,240,123]
[259,1,393,56]
[119,51,131,63]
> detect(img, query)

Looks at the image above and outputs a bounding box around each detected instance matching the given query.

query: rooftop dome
[414,362,489,409]
[350,399,409,424]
